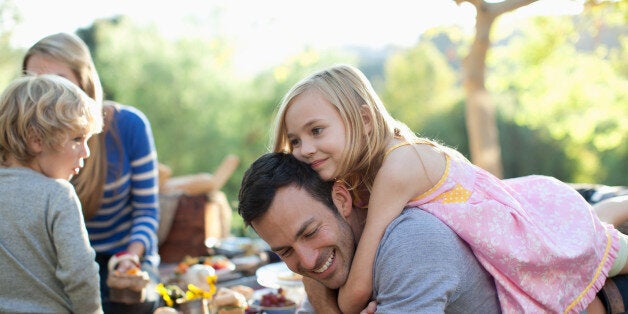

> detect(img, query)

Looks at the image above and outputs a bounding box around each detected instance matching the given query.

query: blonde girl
[273,64,626,313]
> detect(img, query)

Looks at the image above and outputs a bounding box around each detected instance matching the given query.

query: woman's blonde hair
[273,64,423,192]
[0,75,103,165]
[23,32,107,218]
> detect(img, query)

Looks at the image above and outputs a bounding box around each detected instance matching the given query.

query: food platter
[255,262,303,289]
[255,262,306,307]
[205,236,270,257]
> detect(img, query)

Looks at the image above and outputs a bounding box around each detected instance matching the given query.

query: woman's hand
[115,255,140,273]
[107,251,140,273]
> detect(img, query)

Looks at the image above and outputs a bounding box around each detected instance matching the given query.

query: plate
[205,237,270,257]
[249,298,297,314]
[256,262,303,289]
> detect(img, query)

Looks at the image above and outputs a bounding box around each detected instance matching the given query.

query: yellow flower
[155,283,174,307]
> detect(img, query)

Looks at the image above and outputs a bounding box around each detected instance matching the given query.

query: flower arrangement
[156,271,217,307]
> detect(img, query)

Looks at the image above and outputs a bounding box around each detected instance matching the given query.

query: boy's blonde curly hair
[0,75,103,165]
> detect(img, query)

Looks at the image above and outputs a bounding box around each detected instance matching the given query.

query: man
[238,153,500,313]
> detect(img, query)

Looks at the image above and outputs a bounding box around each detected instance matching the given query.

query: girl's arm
[303,276,342,314]
[337,144,445,314]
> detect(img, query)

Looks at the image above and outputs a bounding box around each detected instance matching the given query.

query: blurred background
[1,0,626,235]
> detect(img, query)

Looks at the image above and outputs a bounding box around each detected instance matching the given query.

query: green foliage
[381,40,460,132]
[488,12,627,185]
[0,0,23,90]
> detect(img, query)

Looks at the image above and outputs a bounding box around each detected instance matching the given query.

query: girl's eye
[311,127,322,136]
[289,138,301,147]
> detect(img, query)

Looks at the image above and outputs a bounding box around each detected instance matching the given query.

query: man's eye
[304,229,316,238]
[278,248,292,258]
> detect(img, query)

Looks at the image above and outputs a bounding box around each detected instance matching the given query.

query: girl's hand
[360,301,377,314]
[302,277,342,314]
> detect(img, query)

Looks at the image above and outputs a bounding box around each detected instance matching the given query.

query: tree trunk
[458,0,538,178]
[463,6,503,177]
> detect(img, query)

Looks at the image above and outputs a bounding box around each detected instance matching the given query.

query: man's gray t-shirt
[372,208,499,313]
[298,208,499,313]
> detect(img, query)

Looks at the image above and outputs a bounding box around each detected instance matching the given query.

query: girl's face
[28,132,91,180]
[25,54,80,86]
[285,90,346,181]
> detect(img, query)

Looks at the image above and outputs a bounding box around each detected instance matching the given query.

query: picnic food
[175,255,235,274]
[277,271,303,282]
[211,287,248,314]
[184,264,216,292]
[259,288,295,308]
[106,252,150,303]
[228,285,254,300]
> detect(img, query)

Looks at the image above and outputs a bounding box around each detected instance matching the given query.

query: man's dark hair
[238,152,335,226]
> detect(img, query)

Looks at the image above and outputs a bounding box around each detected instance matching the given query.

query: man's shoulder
[373,208,500,313]
[387,207,456,238]
[376,207,469,269]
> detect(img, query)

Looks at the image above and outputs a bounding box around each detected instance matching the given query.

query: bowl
[248,300,297,314]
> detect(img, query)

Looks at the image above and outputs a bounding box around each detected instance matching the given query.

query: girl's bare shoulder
[379,142,446,195]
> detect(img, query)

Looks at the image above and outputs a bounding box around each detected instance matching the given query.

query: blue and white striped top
[85,105,160,266]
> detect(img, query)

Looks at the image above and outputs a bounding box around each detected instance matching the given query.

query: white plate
[256,262,303,288]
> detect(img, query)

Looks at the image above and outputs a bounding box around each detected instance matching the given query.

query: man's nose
[294,246,318,270]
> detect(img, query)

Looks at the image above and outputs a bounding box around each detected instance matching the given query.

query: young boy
[0,75,104,313]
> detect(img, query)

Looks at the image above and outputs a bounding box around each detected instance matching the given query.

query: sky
[9,0,584,73]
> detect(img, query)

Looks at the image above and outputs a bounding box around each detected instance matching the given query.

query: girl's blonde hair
[23,32,107,218]
[0,75,103,165]
[273,64,424,192]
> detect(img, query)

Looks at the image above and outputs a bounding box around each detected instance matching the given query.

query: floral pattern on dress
[406,154,620,313]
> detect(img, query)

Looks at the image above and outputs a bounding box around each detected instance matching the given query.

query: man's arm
[372,209,499,313]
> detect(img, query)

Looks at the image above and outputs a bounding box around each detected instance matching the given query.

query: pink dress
[405,153,620,313]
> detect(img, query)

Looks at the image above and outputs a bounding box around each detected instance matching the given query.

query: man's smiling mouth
[314,250,334,273]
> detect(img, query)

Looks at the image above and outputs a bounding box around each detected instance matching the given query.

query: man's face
[252,184,356,289]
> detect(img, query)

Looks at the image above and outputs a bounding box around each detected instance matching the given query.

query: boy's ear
[360,104,373,135]
[332,181,353,219]
[27,131,44,154]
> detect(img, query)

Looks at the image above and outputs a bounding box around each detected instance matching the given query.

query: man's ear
[360,104,373,135]
[332,181,353,219]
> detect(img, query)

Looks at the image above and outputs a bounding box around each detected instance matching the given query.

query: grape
[259,289,295,307]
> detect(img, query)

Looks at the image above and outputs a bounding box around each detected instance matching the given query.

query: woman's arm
[123,106,160,263]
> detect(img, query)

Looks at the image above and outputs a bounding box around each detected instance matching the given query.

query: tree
[455,0,538,177]
[382,40,459,134]
[0,0,23,89]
